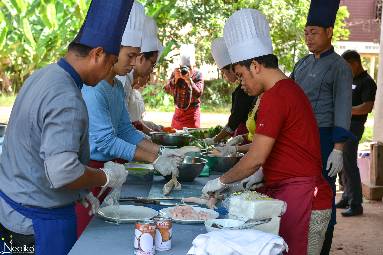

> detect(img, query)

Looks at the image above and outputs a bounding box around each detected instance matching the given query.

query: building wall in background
[341,0,380,42]
[337,0,381,80]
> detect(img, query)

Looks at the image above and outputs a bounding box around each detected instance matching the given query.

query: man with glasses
[123,16,165,134]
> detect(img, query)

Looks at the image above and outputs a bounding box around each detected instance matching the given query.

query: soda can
[134,220,156,255]
[153,216,172,251]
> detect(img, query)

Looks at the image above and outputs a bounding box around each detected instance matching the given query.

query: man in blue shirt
[78,4,185,235]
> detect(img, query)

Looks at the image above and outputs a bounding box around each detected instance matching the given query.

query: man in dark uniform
[291,0,353,253]
[336,50,377,216]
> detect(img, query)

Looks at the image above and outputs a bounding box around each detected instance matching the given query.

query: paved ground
[0,107,382,254]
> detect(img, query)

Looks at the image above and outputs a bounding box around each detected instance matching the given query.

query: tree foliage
[142,0,349,72]
[0,0,89,92]
[0,0,349,94]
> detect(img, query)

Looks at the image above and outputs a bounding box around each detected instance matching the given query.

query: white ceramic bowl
[204,219,245,232]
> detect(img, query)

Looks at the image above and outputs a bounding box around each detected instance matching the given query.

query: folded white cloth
[187,229,287,255]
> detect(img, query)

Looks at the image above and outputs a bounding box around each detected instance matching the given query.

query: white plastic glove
[215,145,237,157]
[161,146,200,157]
[153,155,183,176]
[81,193,100,216]
[202,177,227,196]
[226,135,244,146]
[176,146,201,155]
[203,137,215,146]
[241,168,264,189]
[327,149,343,177]
[101,162,128,188]
[160,147,183,157]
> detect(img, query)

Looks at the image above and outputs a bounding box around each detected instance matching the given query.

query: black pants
[0,222,35,254]
[341,120,365,207]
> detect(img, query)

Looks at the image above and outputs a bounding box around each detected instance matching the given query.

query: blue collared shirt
[291,47,353,142]
[82,78,144,162]
[57,58,83,90]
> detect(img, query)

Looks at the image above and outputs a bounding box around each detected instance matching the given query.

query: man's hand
[241,168,264,189]
[174,68,182,83]
[326,149,343,177]
[227,135,244,146]
[101,162,128,188]
[81,193,100,216]
[215,145,237,156]
[154,155,183,176]
[202,177,227,196]
[161,146,200,157]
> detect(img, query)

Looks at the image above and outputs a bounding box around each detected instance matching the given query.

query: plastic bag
[99,161,124,224]
[100,187,122,224]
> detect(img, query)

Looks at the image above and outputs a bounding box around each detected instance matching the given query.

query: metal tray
[97,205,158,223]
[159,206,219,224]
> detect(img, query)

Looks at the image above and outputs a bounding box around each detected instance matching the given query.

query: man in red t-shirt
[202,9,332,255]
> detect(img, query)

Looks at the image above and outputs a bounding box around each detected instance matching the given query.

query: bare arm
[164,71,176,95]
[137,139,160,154]
[64,167,107,190]
[352,101,374,116]
[133,146,158,163]
[220,134,275,184]
[131,139,160,163]
[236,142,251,153]
[334,142,345,151]
[141,122,155,135]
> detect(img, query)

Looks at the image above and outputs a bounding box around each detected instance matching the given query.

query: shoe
[341,206,363,217]
[335,199,349,209]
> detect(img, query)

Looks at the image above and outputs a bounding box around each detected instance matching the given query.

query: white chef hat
[141,16,159,53]
[121,0,146,47]
[224,9,273,63]
[211,37,231,69]
[180,44,196,67]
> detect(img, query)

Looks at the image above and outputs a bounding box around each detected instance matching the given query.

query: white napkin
[187,229,288,255]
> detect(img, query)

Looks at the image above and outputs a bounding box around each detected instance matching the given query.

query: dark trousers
[318,128,336,255]
[341,120,365,207]
[0,222,35,254]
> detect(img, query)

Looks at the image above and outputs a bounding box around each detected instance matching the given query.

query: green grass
[360,112,374,144]
[0,94,16,107]
[360,125,373,143]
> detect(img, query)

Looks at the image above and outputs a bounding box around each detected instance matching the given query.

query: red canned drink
[134,220,156,255]
[153,216,172,251]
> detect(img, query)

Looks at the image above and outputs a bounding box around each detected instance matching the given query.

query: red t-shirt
[256,78,332,209]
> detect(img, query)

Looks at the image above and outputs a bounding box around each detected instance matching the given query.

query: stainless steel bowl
[164,156,207,182]
[150,132,193,147]
[205,153,243,173]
